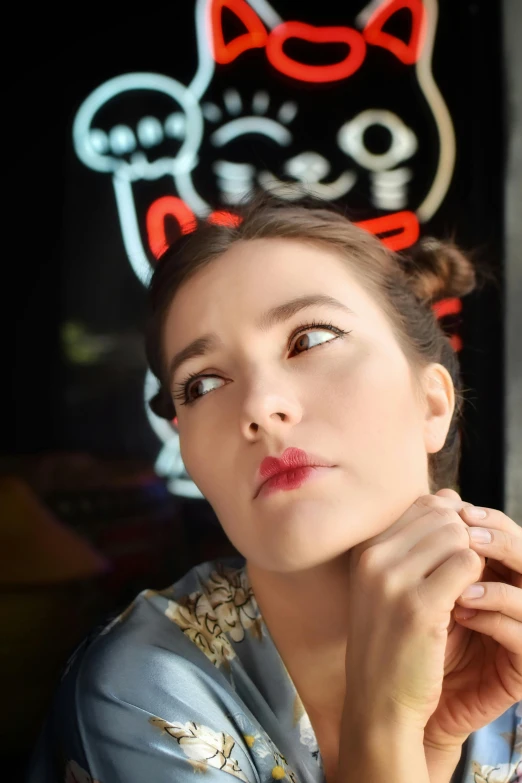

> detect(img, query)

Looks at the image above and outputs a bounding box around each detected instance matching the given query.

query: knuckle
[414,495,447,511]
[460,547,482,571]
[443,520,470,546]
[499,529,512,552]
[431,506,460,522]
[357,544,384,575]
[497,580,510,608]
[356,548,402,595]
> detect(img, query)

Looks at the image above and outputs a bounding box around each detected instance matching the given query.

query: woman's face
[163,237,452,572]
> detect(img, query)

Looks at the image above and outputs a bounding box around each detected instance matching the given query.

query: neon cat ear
[210,0,268,65]
[362,0,427,65]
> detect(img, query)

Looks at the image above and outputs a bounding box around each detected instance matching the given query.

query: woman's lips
[256,465,333,498]
[255,447,334,498]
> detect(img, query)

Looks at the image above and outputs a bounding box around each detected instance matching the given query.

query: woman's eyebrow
[167,294,355,384]
[256,293,355,332]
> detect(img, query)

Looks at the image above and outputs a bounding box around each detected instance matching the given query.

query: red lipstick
[255,447,334,499]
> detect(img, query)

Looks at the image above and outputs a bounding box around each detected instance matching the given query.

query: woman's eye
[291,328,339,355]
[185,376,224,402]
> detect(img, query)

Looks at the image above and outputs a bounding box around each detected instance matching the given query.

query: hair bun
[400,238,477,304]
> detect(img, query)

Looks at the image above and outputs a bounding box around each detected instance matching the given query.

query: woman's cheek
[178,432,198,482]
[180,419,219,488]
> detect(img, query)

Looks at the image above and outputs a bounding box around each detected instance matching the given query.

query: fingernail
[469,527,492,543]
[460,584,485,599]
[466,507,487,519]
[455,606,478,620]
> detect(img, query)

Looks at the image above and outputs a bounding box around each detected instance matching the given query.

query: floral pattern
[149,717,252,780]
[467,703,522,782]
[27,557,522,783]
[232,711,299,783]
[470,760,521,782]
[162,562,262,671]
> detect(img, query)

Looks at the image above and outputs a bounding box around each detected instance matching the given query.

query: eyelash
[171,319,351,407]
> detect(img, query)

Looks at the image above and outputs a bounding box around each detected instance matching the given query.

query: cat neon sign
[212,0,426,75]
[72,0,458,499]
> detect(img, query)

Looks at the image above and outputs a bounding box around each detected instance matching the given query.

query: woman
[28,195,521,783]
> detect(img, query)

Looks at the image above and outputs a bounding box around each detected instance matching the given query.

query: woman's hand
[423,488,522,753]
[342,491,487,735]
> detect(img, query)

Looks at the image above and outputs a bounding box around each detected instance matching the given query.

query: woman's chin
[247,510,365,573]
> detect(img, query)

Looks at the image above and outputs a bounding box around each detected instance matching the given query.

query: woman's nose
[239,382,303,440]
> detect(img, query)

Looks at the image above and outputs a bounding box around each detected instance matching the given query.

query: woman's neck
[246,552,352,717]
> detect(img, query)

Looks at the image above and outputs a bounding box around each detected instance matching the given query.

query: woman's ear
[421,363,455,454]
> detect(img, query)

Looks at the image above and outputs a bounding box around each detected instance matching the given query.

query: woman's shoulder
[63,554,251,696]
[27,555,268,783]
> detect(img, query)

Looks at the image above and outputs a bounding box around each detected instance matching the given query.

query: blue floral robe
[27,556,522,783]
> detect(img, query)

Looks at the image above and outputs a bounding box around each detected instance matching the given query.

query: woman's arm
[337,720,431,782]
[336,721,464,783]
[424,741,464,783]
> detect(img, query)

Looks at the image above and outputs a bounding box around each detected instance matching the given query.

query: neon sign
[211,0,268,64]
[363,0,426,65]
[266,22,367,83]
[72,0,458,498]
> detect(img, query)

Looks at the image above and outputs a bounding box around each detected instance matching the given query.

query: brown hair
[145,192,480,492]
